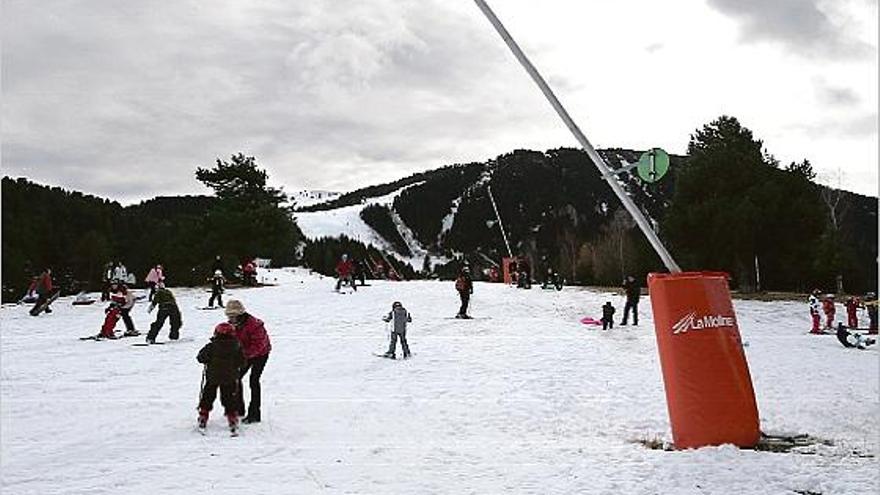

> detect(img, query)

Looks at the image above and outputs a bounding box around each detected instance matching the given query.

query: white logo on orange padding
[672,311,736,334]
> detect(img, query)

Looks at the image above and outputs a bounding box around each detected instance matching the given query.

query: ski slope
[1,269,877,494]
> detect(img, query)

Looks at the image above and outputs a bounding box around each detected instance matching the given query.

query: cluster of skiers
[808,290,878,350]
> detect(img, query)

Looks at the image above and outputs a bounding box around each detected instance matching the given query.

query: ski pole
[197,365,206,410]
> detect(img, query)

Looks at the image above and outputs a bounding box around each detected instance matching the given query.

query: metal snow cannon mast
[473,0,760,449]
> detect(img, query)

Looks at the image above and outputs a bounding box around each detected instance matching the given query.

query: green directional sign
[637,148,670,183]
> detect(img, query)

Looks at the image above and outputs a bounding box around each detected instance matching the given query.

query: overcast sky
[2,0,877,203]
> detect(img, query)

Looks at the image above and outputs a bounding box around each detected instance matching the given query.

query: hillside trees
[662,116,824,290]
[196,154,303,266]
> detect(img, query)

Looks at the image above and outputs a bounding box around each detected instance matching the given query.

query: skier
[98,300,123,339]
[844,296,861,329]
[110,282,139,336]
[197,322,245,435]
[335,254,356,292]
[822,294,836,330]
[620,275,640,326]
[112,261,128,284]
[208,270,225,308]
[455,267,473,319]
[144,264,164,302]
[145,282,182,344]
[29,268,57,316]
[381,302,412,359]
[601,301,616,330]
[835,323,876,350]
[808,289,823,334]
[865,292,878,334]
[225,300,271,424]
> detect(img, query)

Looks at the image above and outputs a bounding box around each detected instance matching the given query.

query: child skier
[28,268,57,316]
[196,322,245,435]
[808,289,822,334]
[381,301,412,359]
[844,296,861,329]
[822,294,836,330]
[208,270,225,308]
[145,282,182,344]
[835,323,876,350]
[601,301,616,330]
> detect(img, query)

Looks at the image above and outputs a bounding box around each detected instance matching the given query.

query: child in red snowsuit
[822,295,836,330]
[808,290,822,334]
[844,296,861,329]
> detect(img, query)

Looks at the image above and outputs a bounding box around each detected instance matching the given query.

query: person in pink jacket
[225,299,271,424]
[144,264,165,302]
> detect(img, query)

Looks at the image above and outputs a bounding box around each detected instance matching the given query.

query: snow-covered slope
[295,183,441,267]
[1,269,877,494]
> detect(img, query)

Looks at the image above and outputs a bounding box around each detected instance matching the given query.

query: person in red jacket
[844,296,861,329]
[225,299,271,424]
[335,254,356,292]
[822,294,836,330]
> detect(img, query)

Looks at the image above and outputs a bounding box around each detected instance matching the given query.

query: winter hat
[225,299,245,317]
[214,322,236,336]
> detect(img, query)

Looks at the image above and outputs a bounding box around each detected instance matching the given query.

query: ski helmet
[392,301,402,309]
[214,322,236,336]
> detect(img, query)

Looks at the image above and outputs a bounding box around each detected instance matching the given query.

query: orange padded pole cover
[648,271,760,449]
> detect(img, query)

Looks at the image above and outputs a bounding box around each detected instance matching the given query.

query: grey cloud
[706,0,874,59]
[2,0,548,203]
[813,79,861,106]
[788,112,878,138]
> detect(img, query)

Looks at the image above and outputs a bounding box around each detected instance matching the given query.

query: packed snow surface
[1,269,877,494]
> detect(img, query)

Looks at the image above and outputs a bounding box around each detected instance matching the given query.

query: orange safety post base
[648,271,760,449]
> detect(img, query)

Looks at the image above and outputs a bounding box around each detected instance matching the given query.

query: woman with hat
[225,299,271,423]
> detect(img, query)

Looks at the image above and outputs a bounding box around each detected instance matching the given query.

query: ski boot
[227,414,239,436]
[242,410,261,424]
[382,352,396,360]
[123,329,140,337]
[197,409,209,431]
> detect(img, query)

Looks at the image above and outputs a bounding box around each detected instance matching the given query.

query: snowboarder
[620,275,640,326]
[145,282,182,344]
[601,301,616,330]
[865,292,878,335]
[835,323,876,350]
[225,300,271,424]
[110,282,139,336]
[335,254,356,292]
[29,268,58,316]
[144,264,164,302]
[208,270,225,308]
[808,289,823,334]
[455,267,473,319]
[822,294,836,330]
[381,302,412,359]
[844,296,861,329]
[197,322,245,435]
